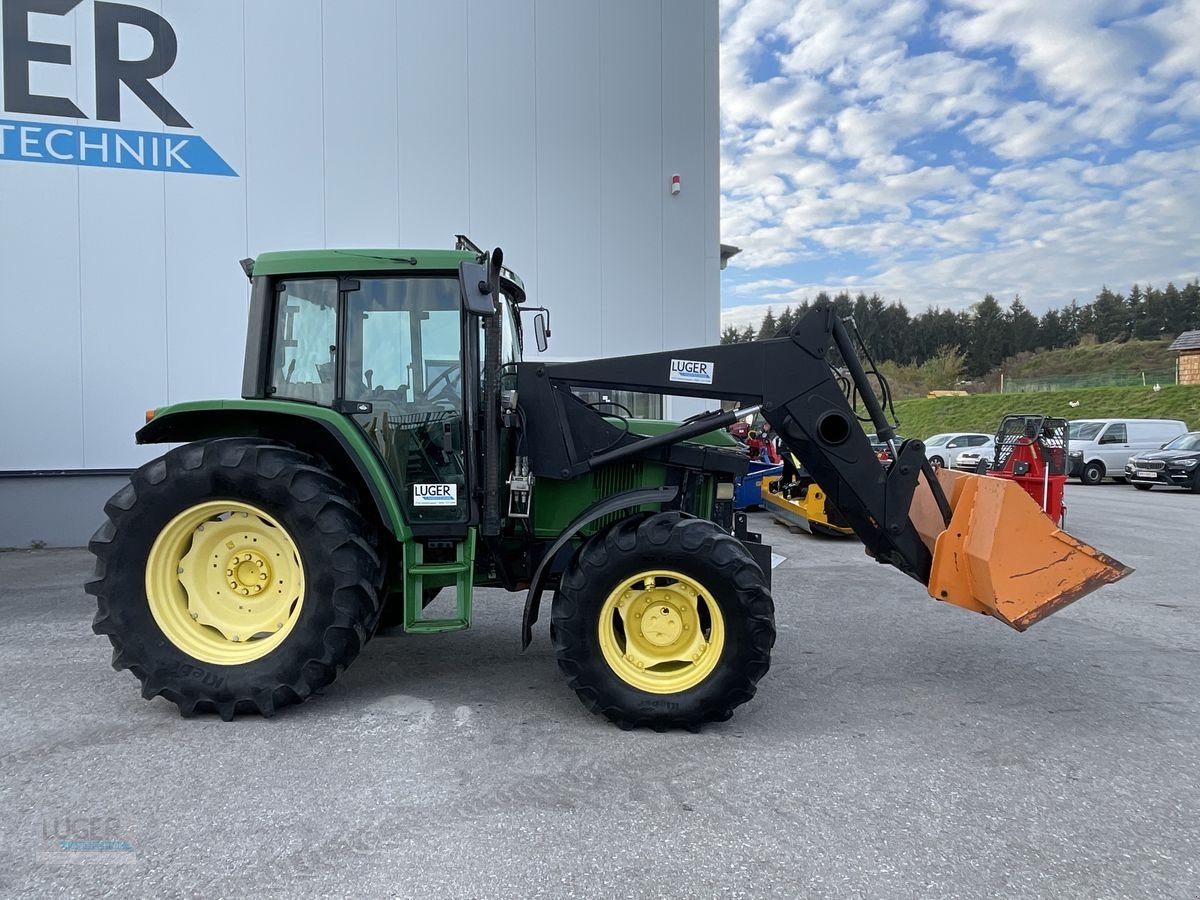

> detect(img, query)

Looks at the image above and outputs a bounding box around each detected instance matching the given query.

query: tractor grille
[586,463,646,534]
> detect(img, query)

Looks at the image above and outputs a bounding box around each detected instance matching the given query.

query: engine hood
[1132,450,1200,463]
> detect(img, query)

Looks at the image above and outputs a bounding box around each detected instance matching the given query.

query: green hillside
[890,384,1200,440]
[1002,339,1177,378]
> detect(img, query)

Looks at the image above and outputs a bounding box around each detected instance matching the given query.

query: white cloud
[718,0,1200,318]
[1147,123,1186,142]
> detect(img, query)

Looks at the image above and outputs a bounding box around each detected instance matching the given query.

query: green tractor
[88,238,1130,729]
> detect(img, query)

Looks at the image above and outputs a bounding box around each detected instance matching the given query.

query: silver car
[923,432,993,469]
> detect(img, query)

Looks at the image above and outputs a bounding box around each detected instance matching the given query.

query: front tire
[1080,461,1105,485]
[551,512,775,730]
[87,439,384,720]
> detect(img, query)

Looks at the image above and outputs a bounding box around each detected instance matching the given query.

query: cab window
[270,278,338,405]
[343,276,467,523]
[1099,424,1127,444]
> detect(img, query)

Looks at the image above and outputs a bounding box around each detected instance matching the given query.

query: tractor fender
[520,485,679,648]
[137,402,407,540]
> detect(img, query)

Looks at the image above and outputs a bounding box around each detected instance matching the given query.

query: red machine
[987,415,1069,526]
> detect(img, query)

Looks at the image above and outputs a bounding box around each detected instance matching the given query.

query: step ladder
[402,531,475,633]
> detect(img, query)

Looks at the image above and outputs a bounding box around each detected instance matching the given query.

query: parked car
[1067,418,1188,485]
[922,432,993,468]
[1124,432,1200,492]
[954,446,992,473]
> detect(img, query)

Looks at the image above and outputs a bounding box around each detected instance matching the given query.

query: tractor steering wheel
[422,363,462,406]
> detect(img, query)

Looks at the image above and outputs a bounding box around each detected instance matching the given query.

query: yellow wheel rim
[145,501,305,666]
[597,569,726,694]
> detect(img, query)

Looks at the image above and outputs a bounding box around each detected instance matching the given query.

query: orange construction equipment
[909,467,1131,630]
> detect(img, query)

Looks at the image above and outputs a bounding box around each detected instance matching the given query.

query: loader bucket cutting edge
[909,470,1133,630]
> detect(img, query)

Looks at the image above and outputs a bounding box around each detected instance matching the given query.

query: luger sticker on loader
[87,239,1132,730]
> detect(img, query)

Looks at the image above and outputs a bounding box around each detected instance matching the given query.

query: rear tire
[1134,483,1153,492]
[552,512,775,730]
[87,439,384,720]
[974,459,989,475]
[929,455,945,469]
[1080,461,1105,485]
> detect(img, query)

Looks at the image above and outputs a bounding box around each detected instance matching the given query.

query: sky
[717,0,1200,331]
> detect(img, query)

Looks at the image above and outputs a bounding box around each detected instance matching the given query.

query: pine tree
[1128,284,1153,340]
[777,306,795,334]
[1091,287,1128,341]
[1181,280,1200,332]
[757,307,778,340]
[720,324,741,344]
[1039,309,1066,348]
[1006,295,1039,356]
[969,294,1005,375]
[1163,282,1186,334]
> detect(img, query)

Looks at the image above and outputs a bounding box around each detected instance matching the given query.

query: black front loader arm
[515,305,941,586]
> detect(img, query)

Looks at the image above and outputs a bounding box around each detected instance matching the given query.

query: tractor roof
[249,248,527,295]
[251,248,476,276]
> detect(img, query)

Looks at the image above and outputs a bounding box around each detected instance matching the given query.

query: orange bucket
[908,469,1132,630]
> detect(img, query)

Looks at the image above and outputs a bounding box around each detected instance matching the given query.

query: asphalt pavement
[1,482,1198,899]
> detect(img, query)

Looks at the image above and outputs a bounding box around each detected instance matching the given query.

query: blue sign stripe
[0,119,237,177]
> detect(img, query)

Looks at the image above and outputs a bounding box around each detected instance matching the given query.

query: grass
[1002,339,1177,378]
[889,384,1200,440]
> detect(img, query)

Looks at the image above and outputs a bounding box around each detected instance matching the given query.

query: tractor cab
[242,247,526,534]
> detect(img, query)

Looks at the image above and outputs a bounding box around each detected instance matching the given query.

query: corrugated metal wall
[0,0,719,474]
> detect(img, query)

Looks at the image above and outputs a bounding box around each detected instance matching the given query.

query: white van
[1068,418,1188,484]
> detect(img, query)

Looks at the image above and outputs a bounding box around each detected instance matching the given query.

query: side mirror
[458,261,496,317]
[534,313,549,353]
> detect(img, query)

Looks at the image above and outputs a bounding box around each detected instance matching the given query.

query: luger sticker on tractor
[87,239,1132,730]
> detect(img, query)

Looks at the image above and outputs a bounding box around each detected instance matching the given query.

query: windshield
[500,293,522,366]
[1164,433,1200,451]
[1069,422,1104,441]
[925,434,952,447]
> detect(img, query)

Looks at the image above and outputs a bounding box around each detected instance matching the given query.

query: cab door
[1096,422,1130,472]
[340,275,474,533]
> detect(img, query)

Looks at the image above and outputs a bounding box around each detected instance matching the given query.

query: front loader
[87,241,1132,729]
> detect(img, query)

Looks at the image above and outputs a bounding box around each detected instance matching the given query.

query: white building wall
[0,0,719,481]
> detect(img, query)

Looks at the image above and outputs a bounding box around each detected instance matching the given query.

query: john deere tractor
[87,238,1131,729]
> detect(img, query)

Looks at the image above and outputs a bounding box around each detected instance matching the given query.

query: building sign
[0,0,235,176]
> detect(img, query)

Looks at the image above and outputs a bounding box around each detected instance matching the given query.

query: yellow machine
[762,458,855,537]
